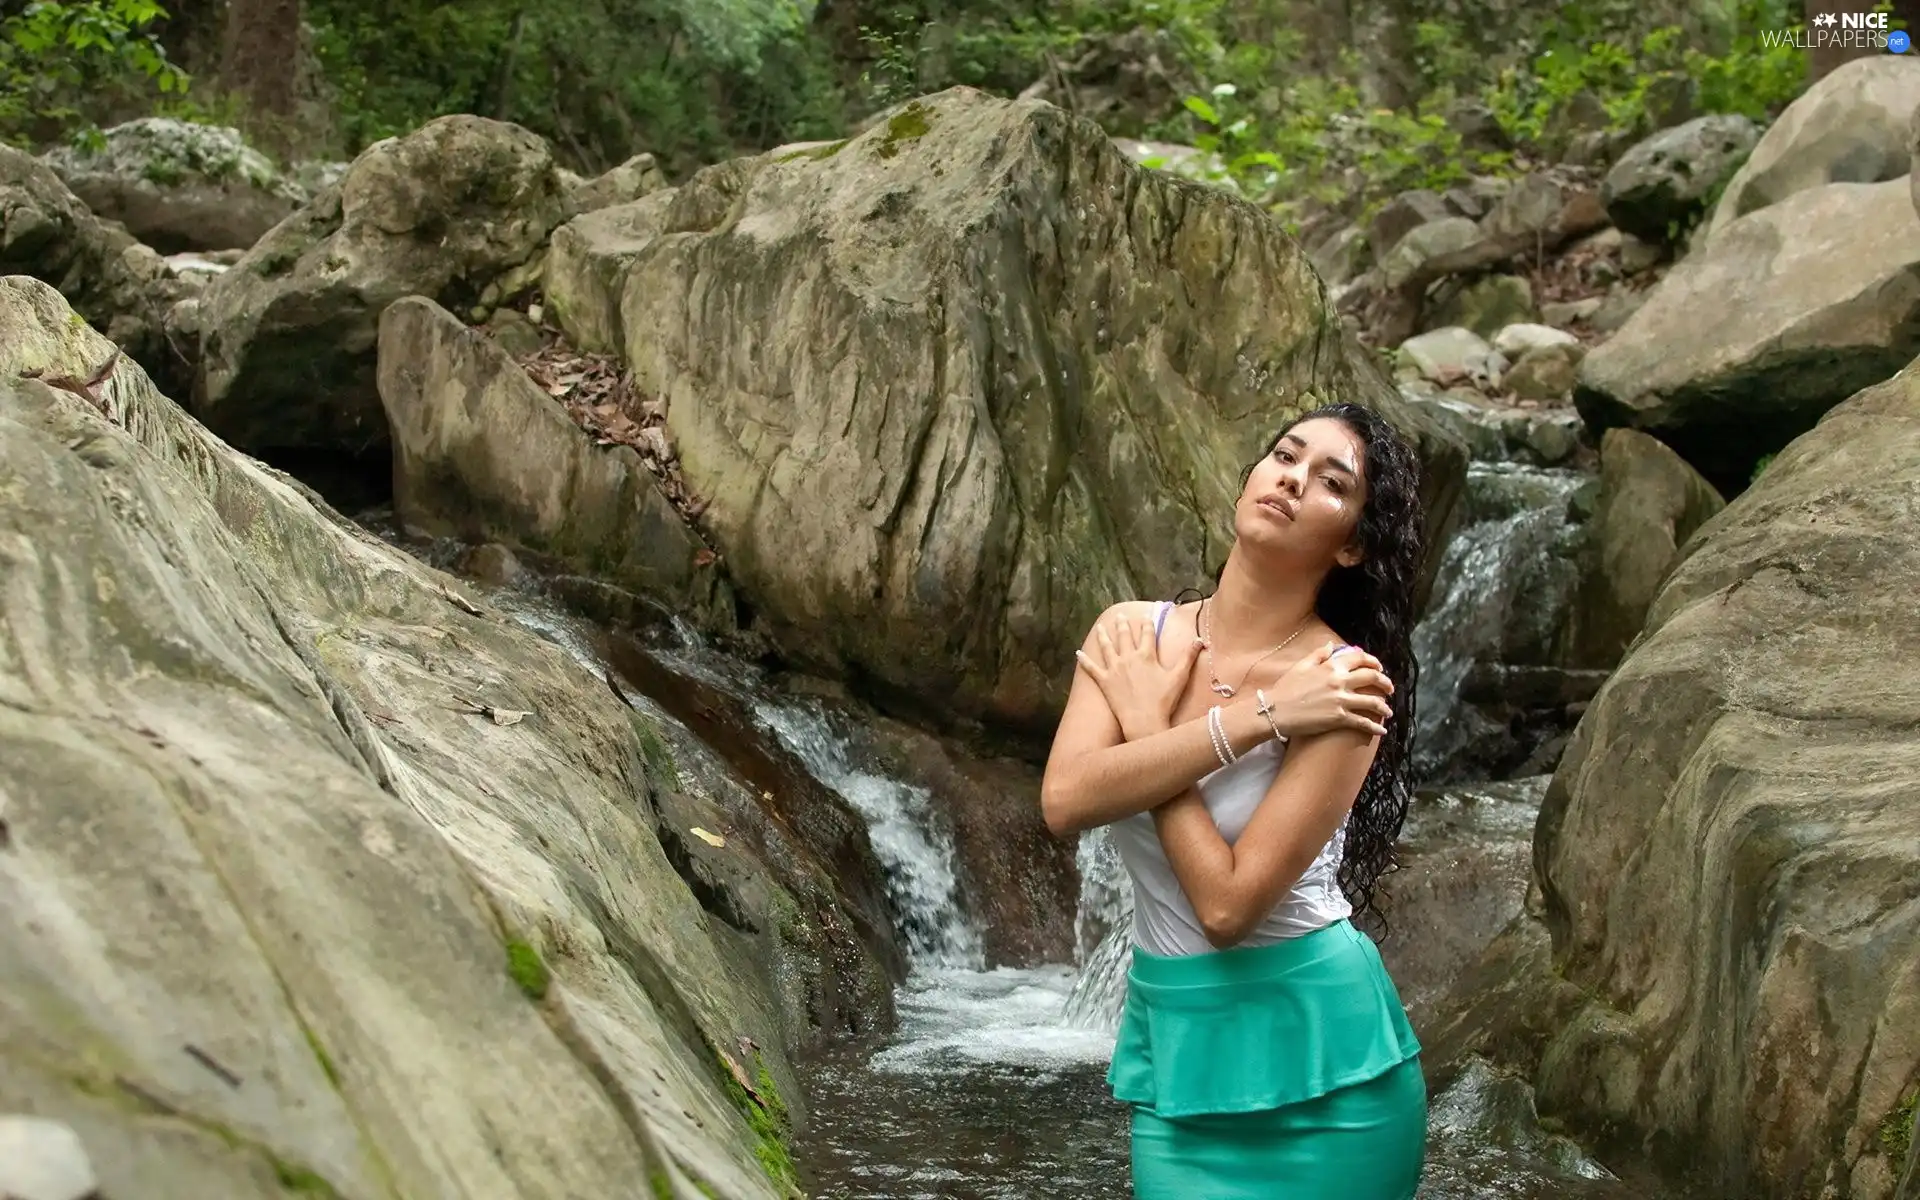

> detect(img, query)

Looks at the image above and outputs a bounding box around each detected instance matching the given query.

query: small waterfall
[756,700,984,970]
[488,594,986,970]
[1411,462,1586,782]
[1059,828,1133,1031]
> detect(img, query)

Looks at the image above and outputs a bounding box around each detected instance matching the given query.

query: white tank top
[1109,601,1352,957]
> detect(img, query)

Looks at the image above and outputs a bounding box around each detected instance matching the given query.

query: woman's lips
[1258,496,1296,520]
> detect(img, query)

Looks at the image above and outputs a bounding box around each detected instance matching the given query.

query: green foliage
[308,0,841,170]
[0,0,188,145]
[715,1042,801,1194]
[271,1158,340,1195]
[1881,1087,1917,1162]
[305,1027,341,1087]
[504,936,551,1000]
[874,97,931,157]
[1145,0,1807,225]
[1481,1,1802,144]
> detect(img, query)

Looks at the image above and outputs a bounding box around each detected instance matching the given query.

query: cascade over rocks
[542,87,1468,741]
[1574,176,1920,491]
[1427,359,1920,1199]
[0,275,843,1199]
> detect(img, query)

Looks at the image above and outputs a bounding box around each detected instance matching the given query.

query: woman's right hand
[1257,642,1395,739]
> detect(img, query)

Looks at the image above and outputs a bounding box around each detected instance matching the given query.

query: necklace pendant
[1210,682,1236,697]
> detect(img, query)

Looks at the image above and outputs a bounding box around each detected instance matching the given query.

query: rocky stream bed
[3,63,1918,1200]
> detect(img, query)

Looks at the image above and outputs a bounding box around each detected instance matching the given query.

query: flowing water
[409,516,1668,1200]
[1411,462,1590,784]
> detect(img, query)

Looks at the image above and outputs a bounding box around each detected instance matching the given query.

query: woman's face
[1235,416,1369,570]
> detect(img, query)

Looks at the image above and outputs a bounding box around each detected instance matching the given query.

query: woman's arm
[1151,729,1380,948]
[1040,602,1275,837]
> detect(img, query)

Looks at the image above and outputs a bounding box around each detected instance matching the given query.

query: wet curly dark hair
[1183,402,1425,933]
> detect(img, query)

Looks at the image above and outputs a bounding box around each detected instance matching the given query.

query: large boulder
[42,117,307,253]
[1574,176,1920,491]
[1600,114,1759,244]
[375,295,725,621]
[1432,359,1920,1198]
[0,275,820,1199]
[1563,427,1724,668]
[0,144,193,392]
[1707,57,1920,241]
[191,115,569,463]
[544,88,1468,742]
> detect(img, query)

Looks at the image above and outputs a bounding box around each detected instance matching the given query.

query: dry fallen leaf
[452,694,531,726]
[441,585,483,616]
[715,1045,759,1103]
[690,826,726,848]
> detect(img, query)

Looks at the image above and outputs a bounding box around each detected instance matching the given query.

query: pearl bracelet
[1207,705,1237,767]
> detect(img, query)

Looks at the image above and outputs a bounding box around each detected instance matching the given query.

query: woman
[1040,402,1427,1199]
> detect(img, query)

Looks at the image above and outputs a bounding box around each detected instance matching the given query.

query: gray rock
[1429,274,1535,339]
[1394,382,1584,467]
[0,1117,97,1200]
[1566,427,1723,667]
[1445,100,1510,153]
[0,143,193,393]
[1492,323,1580,359]
[1576,177,1920,488]
[1588,283,1649,335]
[378,295,720,622]
[192,114,571,459]
[1434,365,1919,1198]
[564,152,668,214]
[1398,326,1503,387]
[1305,223,1368,289]
[1378,215,1482,289]
[1602,114,1760,243]
[43,118,307,253]
[0,275,816,1199]
[1617,232,1663,274]
[1369,189,1452,260]
[1708,57,1920,240]
[1479,171,1608,248]
[544,89,1468,732]
[1540,297,1602,328]
[1505,343,1583,401]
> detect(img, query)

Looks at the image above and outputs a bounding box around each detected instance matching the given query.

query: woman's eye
[1323,476,1346,493]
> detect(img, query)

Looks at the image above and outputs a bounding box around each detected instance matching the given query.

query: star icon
[1813,11,1837,25]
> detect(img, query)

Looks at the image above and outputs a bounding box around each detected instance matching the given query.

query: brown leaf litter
[515,334,713,525]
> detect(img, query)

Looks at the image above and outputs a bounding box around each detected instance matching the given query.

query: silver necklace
[1201,599,1311,698]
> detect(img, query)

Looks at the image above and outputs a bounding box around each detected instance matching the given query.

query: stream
[369,450,1674,1199]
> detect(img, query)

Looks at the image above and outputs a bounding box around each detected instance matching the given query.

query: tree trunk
[1803,0,1920,84]
[222,0,306,125]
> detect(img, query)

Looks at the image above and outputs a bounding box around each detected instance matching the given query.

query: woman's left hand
[1076,612,1201,741]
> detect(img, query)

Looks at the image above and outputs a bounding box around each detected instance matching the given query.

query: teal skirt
[1108,920,1426,1199]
